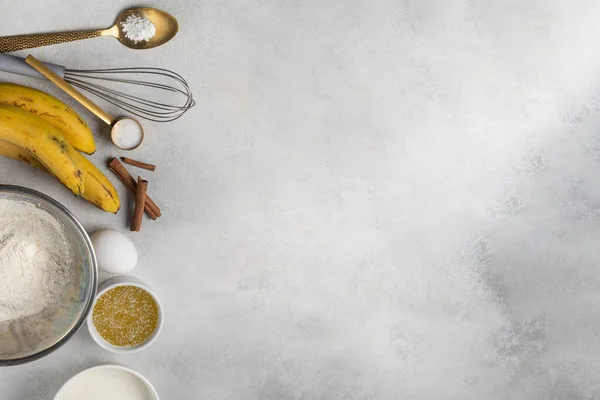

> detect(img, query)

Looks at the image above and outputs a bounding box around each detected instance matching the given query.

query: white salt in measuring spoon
[25,55,144,150]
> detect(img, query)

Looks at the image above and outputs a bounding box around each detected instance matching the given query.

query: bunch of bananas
[0,82,120,213]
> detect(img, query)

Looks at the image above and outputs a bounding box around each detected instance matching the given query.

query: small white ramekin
[54,364,159,400]
[87,276,163,354]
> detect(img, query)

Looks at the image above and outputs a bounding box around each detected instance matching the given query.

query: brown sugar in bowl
[87,276,163,354]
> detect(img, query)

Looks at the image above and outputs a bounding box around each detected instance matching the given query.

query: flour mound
[0,199,73,322]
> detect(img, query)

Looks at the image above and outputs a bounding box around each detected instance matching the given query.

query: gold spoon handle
[0,29,103,53]
[25,55,115,125]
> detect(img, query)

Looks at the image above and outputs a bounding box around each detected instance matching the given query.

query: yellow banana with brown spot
[0,82,95,154]
[0,140,120,213]
[0,104,84,195]
[0,139,46,169]
[75,151,120,213]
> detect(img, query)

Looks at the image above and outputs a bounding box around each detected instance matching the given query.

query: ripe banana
[0,104,84,195]
[0,140,120,213]
[0,82,95,154]
[0,139,45,170]
[75,152,120,213]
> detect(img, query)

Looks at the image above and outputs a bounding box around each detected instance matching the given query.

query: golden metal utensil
[0,8,178,53]
[0,54,194,122]
[26,55,145,150]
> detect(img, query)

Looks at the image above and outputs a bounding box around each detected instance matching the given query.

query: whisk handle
[0,54,65,79]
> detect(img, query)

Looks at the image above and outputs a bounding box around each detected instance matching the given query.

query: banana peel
[0,139,120,213]
[0,104,84,195]
[0,82,96,154]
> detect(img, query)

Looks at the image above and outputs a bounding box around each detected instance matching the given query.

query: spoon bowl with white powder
[113,7,178,50]
[0,185,97,366]
[0,7,177,53]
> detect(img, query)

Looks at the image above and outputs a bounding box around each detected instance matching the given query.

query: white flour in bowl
[0,199,73,322]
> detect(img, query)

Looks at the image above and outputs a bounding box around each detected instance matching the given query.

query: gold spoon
[0,8,178,53]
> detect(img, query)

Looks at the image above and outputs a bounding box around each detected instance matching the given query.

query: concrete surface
[3,0,600,398]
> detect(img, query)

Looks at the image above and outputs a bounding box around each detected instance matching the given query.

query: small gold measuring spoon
[0,8,178,53]
[25,55,144,151]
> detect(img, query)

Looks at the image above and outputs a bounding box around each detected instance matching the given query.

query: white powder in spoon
[0,199,73,322]
[120,15,156,43]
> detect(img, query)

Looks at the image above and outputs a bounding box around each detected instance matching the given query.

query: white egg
[91,229,137,274]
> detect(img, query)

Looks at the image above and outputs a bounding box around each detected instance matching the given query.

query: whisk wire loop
[63,67,194,122]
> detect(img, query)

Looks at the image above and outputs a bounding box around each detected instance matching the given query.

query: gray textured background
[2,0,600,398]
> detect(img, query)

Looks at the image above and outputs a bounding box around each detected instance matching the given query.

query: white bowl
[87,276,163,354]
[54,364,159,400]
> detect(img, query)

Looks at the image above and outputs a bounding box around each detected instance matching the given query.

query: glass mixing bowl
[0,185,97,366]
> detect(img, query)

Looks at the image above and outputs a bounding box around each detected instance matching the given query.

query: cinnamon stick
[108,158,161,219]
[131,177,148,231]
[121,157,156,172]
